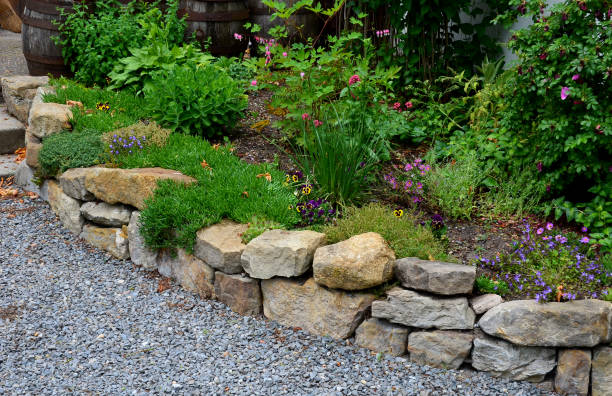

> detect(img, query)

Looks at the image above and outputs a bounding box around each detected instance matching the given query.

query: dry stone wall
[16,86,612,396]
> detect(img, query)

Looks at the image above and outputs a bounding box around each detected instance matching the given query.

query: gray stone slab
[0,154,19,178]
[0,105,25,154]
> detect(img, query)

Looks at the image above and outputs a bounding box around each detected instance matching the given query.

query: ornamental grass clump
[476,221,611,302]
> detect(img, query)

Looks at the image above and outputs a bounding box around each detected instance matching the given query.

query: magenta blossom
[405,101,413,109]
[300,72,305,79]
[561,86,570,100]
[313,119,323,127]
[537,161,543,172]
[250,80,257,86]
[348,75,361,85]
[536,228,544,235]
[282,52,288,57]
[581,226,588,233]
[302,113,310,121]
[546,222,554,230]
[572,74,580,81]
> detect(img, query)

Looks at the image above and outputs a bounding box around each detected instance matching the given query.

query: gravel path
[0,193,554,395]
[0,28,28,77]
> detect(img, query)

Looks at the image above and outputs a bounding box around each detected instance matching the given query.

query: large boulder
[127,211,158,270]
[214,272,262,316]
[80,224,129,259]
[1,76,49,122]
[157,249,215,299]
[27,102,72,139]
[59,168,96,201]
[479,299,612,347]
[82,167,196,210]
[554,349,591,396]
[80,201,132,227]
[469,294,503,315]
[194,221,248,274]
[241,229,325,279]
[354,318,409,357]
[313,232,395,290]
[47,180,84,235]
[407,330,473,369]
[471,332,556,382]
[261,278,376,340]
[394,257,475,295]
[592,347,612,396]
[372,288,475,330]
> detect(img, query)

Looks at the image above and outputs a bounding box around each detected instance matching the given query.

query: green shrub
[289,105,385,205]
[55,0,186,86]
[117,134,299,250]
[424,154,487,220]
[143,64,247,136]
[39,129,105,177]
[321,204,451,262]
[475,276,509,296]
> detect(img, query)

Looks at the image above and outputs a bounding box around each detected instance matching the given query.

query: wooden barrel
[247,0,321,42]
[179,0,249,56]
[21,0,79,77]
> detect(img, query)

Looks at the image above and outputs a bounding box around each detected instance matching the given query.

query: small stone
[408,330,473,369]
[80,224,129,259]
[47,180,84,235]
[591,346,612,396]
[24,130,42,169]
[469,294,503,315]
[372,288,475,330]
[214,272,262,316]
[479,299,612,347]
[354,318,409,356]
[313,232,395,290]
[27,102,72,139]
[194,221,248,274]
[471,332,556,382]
[394,257,475,295]
[241,229,325,279]
[80,201,132,227]
[554,349,590,396]
[157,249,215,299]
[261,278,376,340]
[59,168,96,201]
[127,211,158,270]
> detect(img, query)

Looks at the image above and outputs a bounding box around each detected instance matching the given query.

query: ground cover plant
[475,221,611,302]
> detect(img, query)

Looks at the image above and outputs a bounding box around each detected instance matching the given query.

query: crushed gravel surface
[0,192,555,395]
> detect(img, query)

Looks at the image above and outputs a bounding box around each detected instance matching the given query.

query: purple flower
[572,74,580,81]
[536,228,544,235]
[580,236,590,243]
[537,162,543,172]
[546,222,554,230]
[561,86,570,100]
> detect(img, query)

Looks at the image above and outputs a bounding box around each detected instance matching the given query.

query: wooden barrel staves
[21,0,78,77]
[247,0,321,42]
[179,0,249,57]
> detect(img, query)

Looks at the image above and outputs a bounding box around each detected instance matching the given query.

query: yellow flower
[292,175,299,182]
[393,209,403,218]
[301,186,312,195]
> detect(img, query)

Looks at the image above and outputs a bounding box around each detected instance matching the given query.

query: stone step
[0,154,19,178]
[0,105,25,154]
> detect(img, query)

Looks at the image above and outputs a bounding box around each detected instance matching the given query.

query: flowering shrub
[102,121,171,158]
[476,221,611,302]
[490,1,612,246]
[285,171,337,225]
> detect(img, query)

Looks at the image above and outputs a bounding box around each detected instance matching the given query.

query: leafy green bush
[39,129,105,177]
[143,64,247,136]
[117,134,299,250]
[322,203,452,262]
[55,0,186,86]
[475,276,509,296]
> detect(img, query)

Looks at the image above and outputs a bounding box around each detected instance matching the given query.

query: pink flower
[250,80,257,86]
[393,102,401,111]
[302,113,310,121]
[348,75,361,85]
[234,33,243,41]
[282,52,288,57]
[536,228,544,235]
[560,86,570,100]
[546,222,554,230]
[580,236,590,243]
[313,120,323,127]
[405,101,413,109]
[537,161,543,172]
[572,74,580,81]
[300,72,305,79]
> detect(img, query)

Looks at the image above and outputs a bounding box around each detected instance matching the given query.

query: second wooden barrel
[179,0,249,56]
